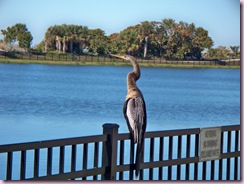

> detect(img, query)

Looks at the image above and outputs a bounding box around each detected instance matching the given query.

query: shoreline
[0,59,240,69]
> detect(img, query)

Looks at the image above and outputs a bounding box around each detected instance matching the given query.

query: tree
[116,26,140,55]
[137,21,155,58]
[203,46,231,60]
[1,28,16,51]
[44,24,90,54]
[33,41,45,53]
[55,36,62,53]
[87,29,108,55]
[157,19,213,59]
[107,33,119,54]
[191,27,213,59]
[160,19,177,58]
[108,18,213,59]
[204,48,217,59]
[230,46,240,58]
[151,21,167,57]
[1,23,33,51]
[1,27,16,44]
[18,31,33,51]
[174,22,195,59]
[77,26,88,54]
[62,36,68,53]
[42,19,214,58]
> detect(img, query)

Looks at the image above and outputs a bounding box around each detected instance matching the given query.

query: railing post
[102,123,119,180]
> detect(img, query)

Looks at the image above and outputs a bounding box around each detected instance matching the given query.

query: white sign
[199,127,221,162]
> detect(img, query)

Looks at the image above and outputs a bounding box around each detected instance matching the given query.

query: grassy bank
[0,58,240,69]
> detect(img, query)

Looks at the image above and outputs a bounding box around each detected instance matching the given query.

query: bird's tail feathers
[135,138,144,178]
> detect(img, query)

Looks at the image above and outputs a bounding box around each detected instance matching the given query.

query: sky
[0,0,240,48]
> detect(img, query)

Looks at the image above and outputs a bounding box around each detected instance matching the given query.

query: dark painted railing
[0,124,240,180]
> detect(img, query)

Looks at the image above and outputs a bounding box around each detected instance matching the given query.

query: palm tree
[230,46,240,58]
[137,21,154,58]
[62,36,69,53]
[56,36,62,53]
[44,27,53,52]
[151,21,166,57]
[45,25,62,52]
[77,26,88,54]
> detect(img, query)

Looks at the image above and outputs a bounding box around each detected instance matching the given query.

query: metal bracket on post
[102,123,119,180]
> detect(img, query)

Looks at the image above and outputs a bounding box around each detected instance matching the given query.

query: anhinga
[110,54,147,177]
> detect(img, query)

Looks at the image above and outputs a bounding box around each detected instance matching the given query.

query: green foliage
[32,41,45,54]
[1,23,33,51]
[115,25,140,55]
[42,19,214,58]
[230,46,240,58]
[4,20,237,60]
[107,18,214,59]
[18,31,33,51]
[203,46,239,60]
[86,29,108,55]
[44,24,90,54]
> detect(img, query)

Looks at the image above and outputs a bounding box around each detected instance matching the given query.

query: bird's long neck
[131,59,140,81]
[126,59,141,99]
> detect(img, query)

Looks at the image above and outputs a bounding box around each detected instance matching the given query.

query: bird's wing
[123,96,146,143]
[123,98,137,142]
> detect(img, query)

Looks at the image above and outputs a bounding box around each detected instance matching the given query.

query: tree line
[1,19,240,60]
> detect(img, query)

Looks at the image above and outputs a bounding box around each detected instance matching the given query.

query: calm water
[0,63,240,144]
[0,63,240,180]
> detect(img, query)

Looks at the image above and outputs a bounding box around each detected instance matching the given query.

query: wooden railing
[0,124,240,180]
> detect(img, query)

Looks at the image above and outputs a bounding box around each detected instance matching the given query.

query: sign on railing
[199,127,221,162]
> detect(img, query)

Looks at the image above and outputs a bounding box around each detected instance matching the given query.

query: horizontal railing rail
[0,135,107,153]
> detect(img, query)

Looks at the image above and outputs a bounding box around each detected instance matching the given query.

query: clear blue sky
[0,0,240,47]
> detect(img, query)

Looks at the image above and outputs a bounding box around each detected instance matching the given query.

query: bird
[110,54,147,178]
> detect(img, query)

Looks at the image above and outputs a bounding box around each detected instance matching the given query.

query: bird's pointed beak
[110,54,126,60]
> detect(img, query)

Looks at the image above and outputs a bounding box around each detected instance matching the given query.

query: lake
[0,63,240,144]
[0,63,240,180]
